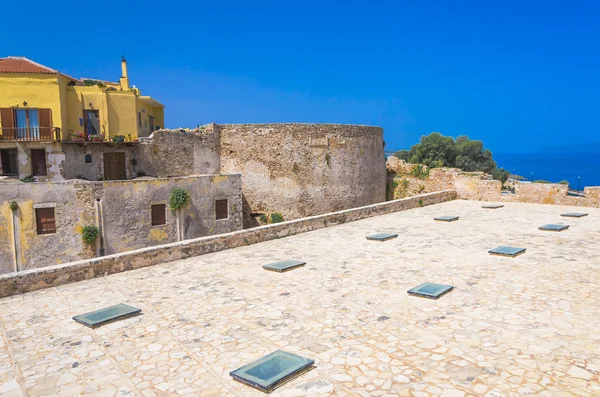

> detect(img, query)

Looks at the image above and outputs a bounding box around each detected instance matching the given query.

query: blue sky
[4,0,599,153]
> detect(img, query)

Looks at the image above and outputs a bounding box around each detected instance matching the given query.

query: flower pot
[71,137,85,142]
[92,137,104,142]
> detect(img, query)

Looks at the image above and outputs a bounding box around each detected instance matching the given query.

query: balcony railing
[0,127,62,142]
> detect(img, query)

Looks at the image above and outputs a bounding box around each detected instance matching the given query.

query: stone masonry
[387,156,600,207]
[219,123,387,226]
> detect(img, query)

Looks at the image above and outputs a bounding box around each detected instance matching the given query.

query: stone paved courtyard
[1,200,599,397]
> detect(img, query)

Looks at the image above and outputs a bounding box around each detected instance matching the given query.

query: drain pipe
[10,204,21,272]
[95,198,106,257]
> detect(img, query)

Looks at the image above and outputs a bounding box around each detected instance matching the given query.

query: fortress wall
[219,123,386,226]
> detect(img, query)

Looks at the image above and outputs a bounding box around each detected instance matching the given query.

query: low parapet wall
[387,157,600,207]
[0,190,456,297]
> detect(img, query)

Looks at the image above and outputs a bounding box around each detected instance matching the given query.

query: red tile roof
[0,57,58,74]
[0,57,79,81]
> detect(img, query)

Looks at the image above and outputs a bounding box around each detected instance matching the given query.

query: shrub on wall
[411,164,429,179]
[169,188,190,210]
[270,213,285,223]
[9,201,18,212]
[82,226,100,244]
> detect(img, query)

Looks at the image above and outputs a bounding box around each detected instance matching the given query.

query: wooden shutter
[151,204,166,226]
[35,208,56,235]
[38,108,52,139]
[0,108,15,138]
[215,199,228,220]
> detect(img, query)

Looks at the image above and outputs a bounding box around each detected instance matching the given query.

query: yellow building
[0,56,164,143]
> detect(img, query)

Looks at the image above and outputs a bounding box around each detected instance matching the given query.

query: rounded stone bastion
[218,123,386,227]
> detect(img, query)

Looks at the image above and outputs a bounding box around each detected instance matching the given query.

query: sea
[494,152,599,189]
[385,151,600,188]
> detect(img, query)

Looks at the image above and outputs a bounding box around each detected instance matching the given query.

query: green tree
[407,132,456,168]
[490,167,510,183]
[455,136,497,173]
[393,149,410,161]
[393,132,507,183]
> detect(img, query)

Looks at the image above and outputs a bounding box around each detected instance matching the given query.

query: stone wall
[100,175,242,255]
[219,123,386,226]
[0,190,456,297]
[62,142,141,180]
[0,181,94,272]
[0,142,64,181]
[61,128,221,181]
[139,127,221,177]
[0,175,243,275]
[387,157,600,207]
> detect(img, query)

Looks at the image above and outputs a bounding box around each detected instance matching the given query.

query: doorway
[31,149,47,176]
[84,110,100,136]
[0,149,18,175]
[103,152,126,180]
[148,115,154,135]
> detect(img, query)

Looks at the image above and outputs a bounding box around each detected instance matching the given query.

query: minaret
[120,55,129,90]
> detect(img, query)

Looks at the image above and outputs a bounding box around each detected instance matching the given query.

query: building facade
[0,56,164,180]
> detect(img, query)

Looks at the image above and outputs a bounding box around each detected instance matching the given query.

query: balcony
[0,127,62,142]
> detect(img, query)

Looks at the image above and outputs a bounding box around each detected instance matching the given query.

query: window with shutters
[0,108,53,140]
[31,149,47,176]
[215,199,228,220]
[35,207,56,235]
[151,204,166,226]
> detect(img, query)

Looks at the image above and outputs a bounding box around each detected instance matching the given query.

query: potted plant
[71,131,86,142]
[90,133,105,142]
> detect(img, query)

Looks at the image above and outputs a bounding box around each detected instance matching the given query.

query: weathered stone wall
[0,181,95,272]
[219,123,386,226]
[387,157,600,207]
[0,175,243,275]
[139,127,221,177]
[0,142,65,181]
[0,190,456,297]
[62,142,141,180]
[100,175,242,255]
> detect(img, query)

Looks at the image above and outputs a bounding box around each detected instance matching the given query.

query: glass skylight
[263,259,306,273]
[488,246,526,257]
[434,216,459,222]
[73,303,141,328]
[539,224,569,232]
[230,350,314,392]
[366,233,398,242]
[407,282,454,299]
[482,204,504,209]
[561,212,588,218]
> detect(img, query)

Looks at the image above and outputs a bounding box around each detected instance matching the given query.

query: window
[83,110,100,136]
[151,204,166,226]
[0,149,18,175]
[35,207,56,235]
[31,149,47,176]
[0,108,52,140]
[215,199,228,220]
[138,112,142,127]
[84,154,92,163]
